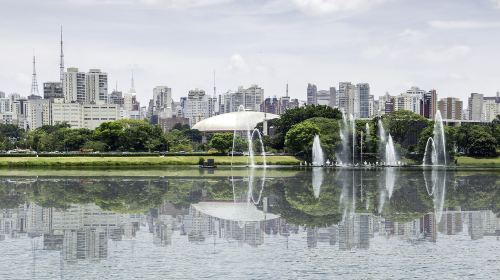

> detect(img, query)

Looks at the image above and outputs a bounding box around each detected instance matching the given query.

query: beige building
[437,97,463,120]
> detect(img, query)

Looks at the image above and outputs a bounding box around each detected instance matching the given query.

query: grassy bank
[0,155,300,167]
[456,156,500,167]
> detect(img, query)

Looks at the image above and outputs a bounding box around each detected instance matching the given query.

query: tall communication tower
[59,26,64,84]
[31,54,39,96]
[213,70,216,98]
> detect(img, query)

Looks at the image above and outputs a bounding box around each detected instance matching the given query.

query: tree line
[0,106,498,159]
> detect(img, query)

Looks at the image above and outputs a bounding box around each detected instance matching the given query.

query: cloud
[63,0,231,9]
[292,0,389,14]
[227,54,248,72]
[421,45,470,62]
[429,20,500,29]
[491,0,500,8]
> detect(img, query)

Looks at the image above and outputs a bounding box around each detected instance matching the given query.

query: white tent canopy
[192,111,279,132]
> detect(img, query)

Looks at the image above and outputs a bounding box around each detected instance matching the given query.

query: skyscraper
[468,93,484,121]
[421,89,437,119]
[223,85,264,112]
[184,89,209,127]
[43,82,63,100]
[63,68,86,103]
[306,83,317,105]
[153,86,173,118]
[338,82,354,115]
[357,83,370,118]
[437,97,463,120]
[86,69,108,104]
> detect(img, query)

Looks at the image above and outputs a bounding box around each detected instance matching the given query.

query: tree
[82,141,107,152]
[209,133,234,153]
[456,124,497,157]
[469,131,497,157]
[382,110,429,149]
[284,121,320,160]
[301,117,341,161]
[165,129,193,152]
[270,105,342,150]
[94,121,126,151]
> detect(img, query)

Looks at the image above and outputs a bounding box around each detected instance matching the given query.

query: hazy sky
[1,0,500,104]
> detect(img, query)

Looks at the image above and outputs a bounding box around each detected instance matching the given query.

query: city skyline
[2,0,500,105]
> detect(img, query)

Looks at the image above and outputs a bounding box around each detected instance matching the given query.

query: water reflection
[0,169,499,279]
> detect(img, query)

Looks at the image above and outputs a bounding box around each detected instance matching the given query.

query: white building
[184,89,209,127]
[468,93,484,121]
[82,104,120,129]
[483,93,499,122]
[63,67,87,103]
[51,98,83,128]
[26,99,51,130]
[223,85,264,112]
[86,69,108,104]
[153,86,173,118]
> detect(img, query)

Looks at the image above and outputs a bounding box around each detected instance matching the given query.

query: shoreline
[0,155,300,167]
[0,155,497,168]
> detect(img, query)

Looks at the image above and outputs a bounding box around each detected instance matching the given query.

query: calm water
[0,168,499,280]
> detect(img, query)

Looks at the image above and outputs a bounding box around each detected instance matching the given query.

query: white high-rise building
[63,68,86,103]
[26,99,51,130]
[338,82,355,116]
[153,86,173,118]
[483,93,499,122]
[224,85,264,112]
[394,87,423,114]
[184,89,209,127]
[468,93,484,121]
[86,69,108,104]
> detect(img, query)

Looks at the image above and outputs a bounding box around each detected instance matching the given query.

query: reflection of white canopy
[192,202,279,222]
[192,111,279,132]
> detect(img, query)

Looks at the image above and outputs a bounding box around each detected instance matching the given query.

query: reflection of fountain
[312,135,324,166]
[230,105,267,167]
[312,167,324,199]
[423,169,447,223]
[378,120,398,166]
[336,114,355,166]
[378,167,396,213]
[423,110,447,166]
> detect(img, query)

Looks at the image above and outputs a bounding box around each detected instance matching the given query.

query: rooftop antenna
[31,52,39,96]
[59,25,64,84]
[130,69,136,93]
[286,83,288,97]
[213,70,216,98]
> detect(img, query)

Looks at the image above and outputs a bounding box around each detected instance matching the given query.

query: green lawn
[456,156,500,166]
[0,155,300,167]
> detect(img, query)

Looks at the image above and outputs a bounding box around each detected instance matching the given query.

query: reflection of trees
[0,171,497,221]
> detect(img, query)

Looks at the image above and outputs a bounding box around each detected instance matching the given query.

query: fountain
[336,114,355,166]
[312,135,324,166]
[230,104,267,168]
[378,120,398,166]
[423,110,447,166]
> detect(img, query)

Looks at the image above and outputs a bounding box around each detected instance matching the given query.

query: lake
[0,167,499,279]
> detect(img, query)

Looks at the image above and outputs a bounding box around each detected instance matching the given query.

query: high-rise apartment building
[261,97,279,114]
[357,83,370,118]
[184,89,209,127]
[153,86,173,118]
[421,89,437,119]
[437,97,463,120]
[43,82,63,100]
[223,85,264,112]
[338,82,355,116]
[483,93,499,122]
[26,99,51,130]
[63,68,86,103]
[468,93,484,121]
[306,84,317,105]
[86,69,108,104]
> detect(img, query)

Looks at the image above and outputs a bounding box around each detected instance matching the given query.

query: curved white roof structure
[192,111,279,132]
[192,202,280,222]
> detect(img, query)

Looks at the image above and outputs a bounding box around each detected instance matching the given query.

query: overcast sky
[1,0,500,104]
